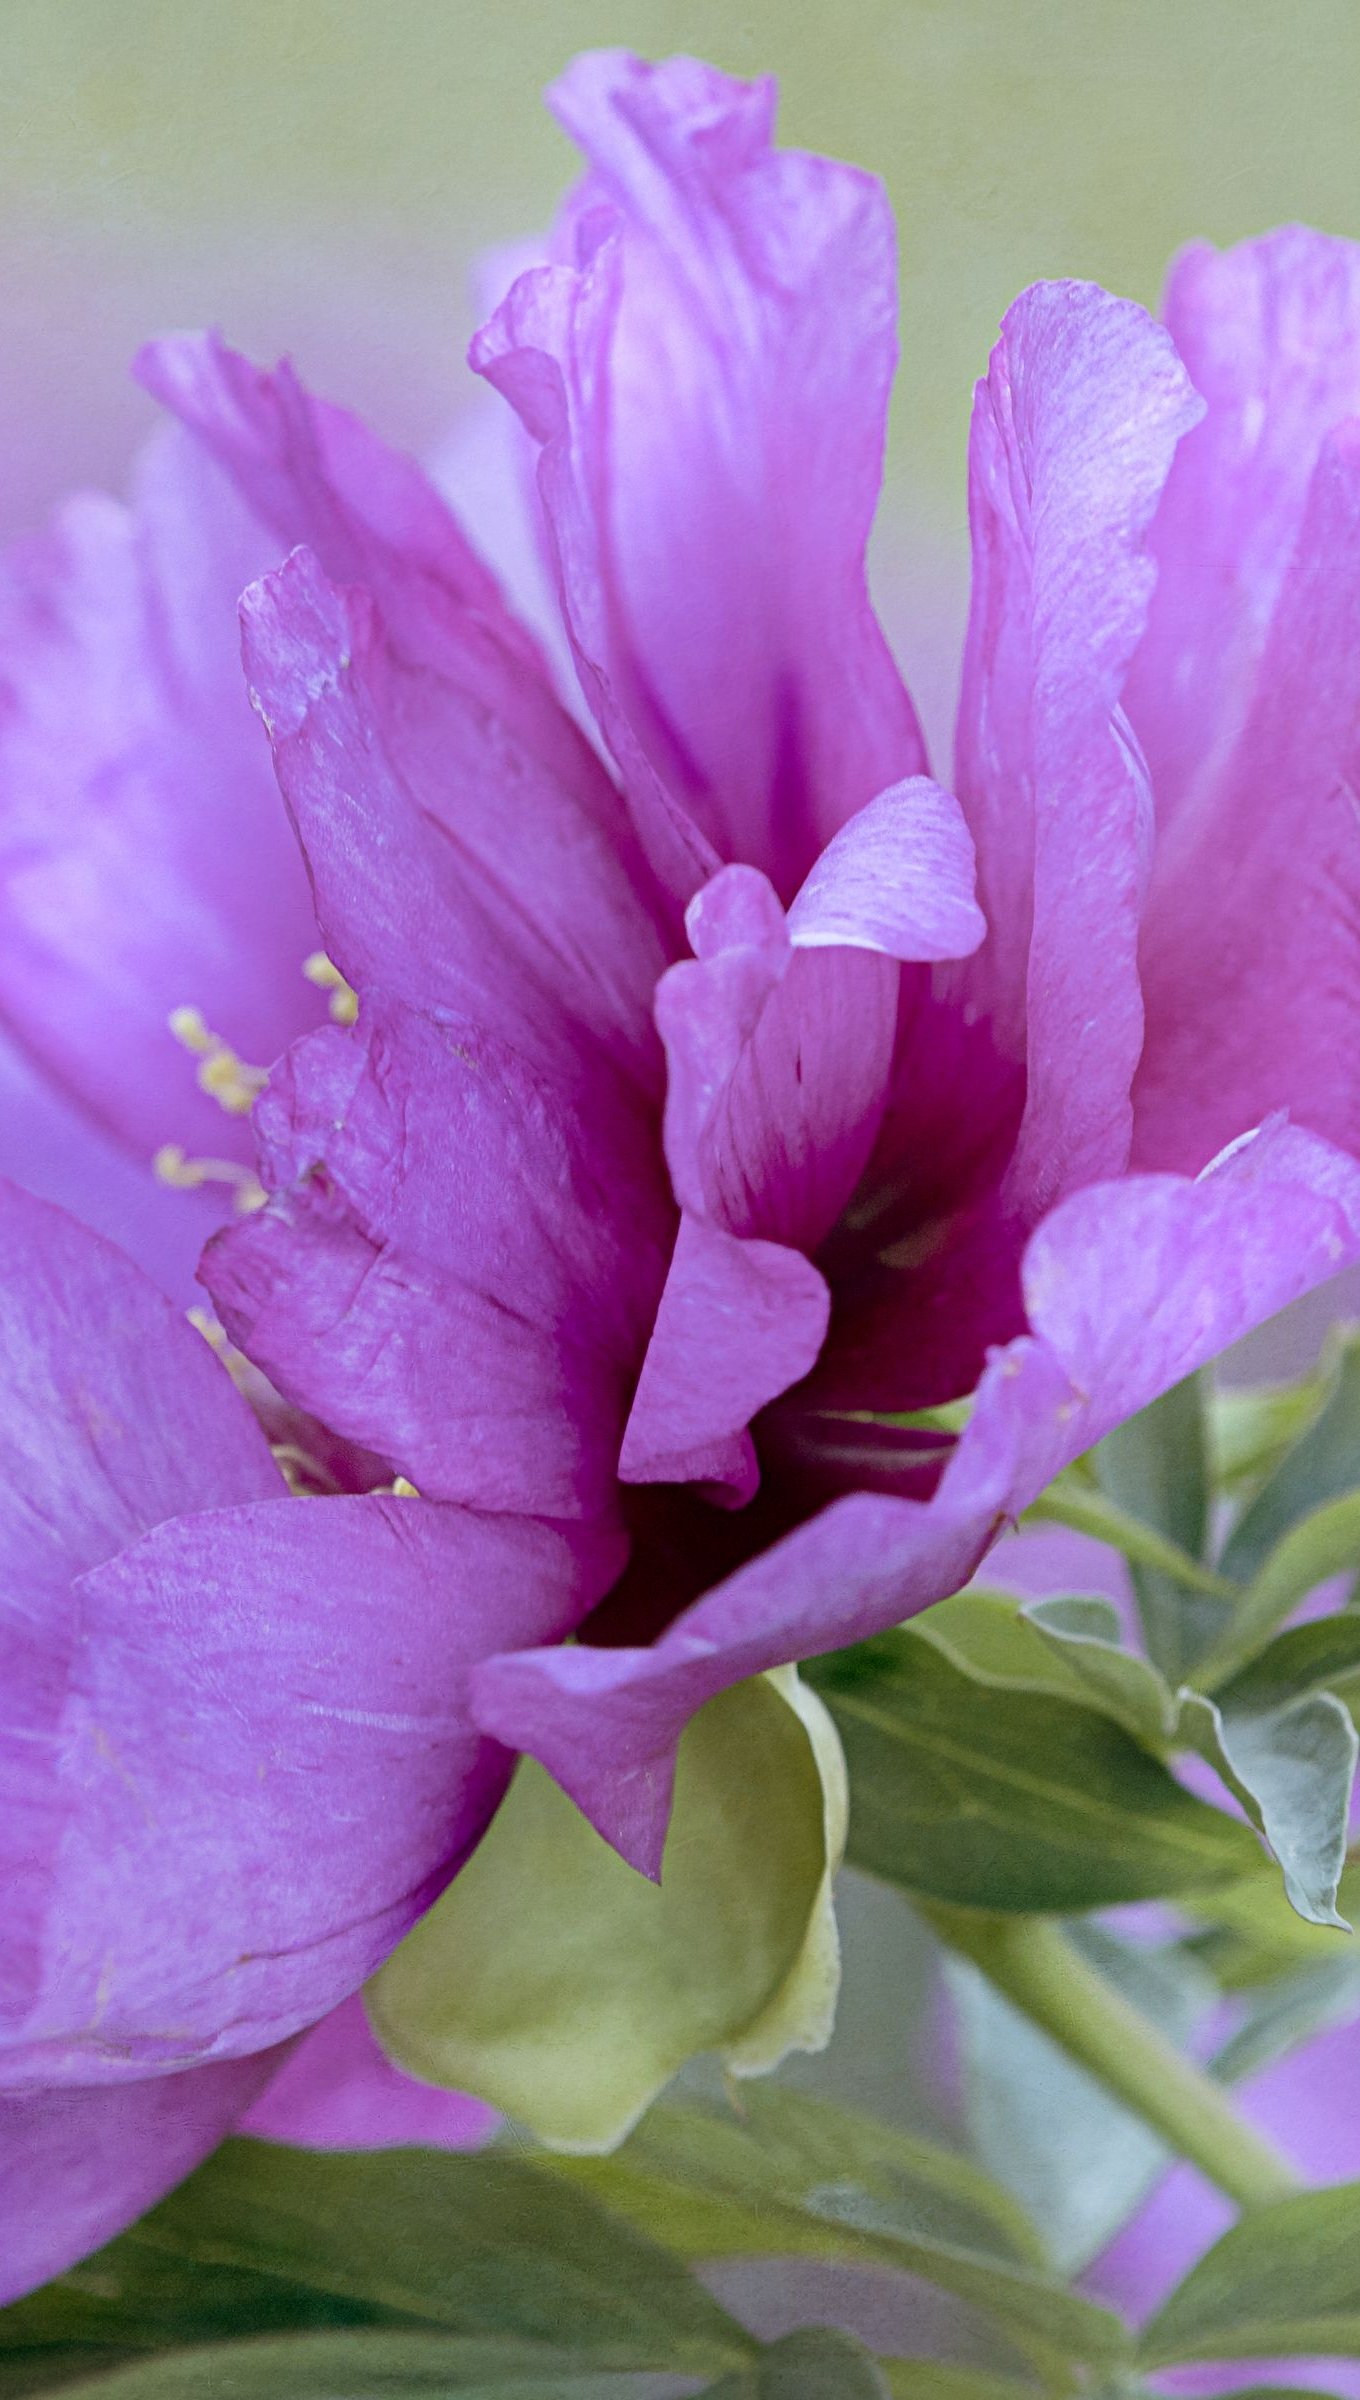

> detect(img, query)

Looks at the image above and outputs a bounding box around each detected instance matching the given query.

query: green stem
[928,1907,1300,2213]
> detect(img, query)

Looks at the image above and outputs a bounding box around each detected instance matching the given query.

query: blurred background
[4,0,1359,750]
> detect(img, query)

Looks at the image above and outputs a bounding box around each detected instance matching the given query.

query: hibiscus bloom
[4,46,1360,2293]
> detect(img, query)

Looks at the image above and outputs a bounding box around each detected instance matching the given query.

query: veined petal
[951,280,1202,1218]
[0,426,320,1170]
[0,1184,282,2029]
[1136,428,1360,1170]
[239,547,665,1092]
[1128,226,1360,832]
[203,1006,671,1520]
[9,1494,615,2084]
[0,2051,284,2307]
[474,1119,1360,1873]
[472,48,926,900]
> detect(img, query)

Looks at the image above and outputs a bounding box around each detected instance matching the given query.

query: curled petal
[475,1120,1360,1873]
[472,48,926,900]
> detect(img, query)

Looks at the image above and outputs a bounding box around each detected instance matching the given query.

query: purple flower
[4,45,1360,2291]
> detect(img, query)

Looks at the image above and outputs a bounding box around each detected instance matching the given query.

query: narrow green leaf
[1096,1370,1215,1678]
[0,2143,750,2379]
[0,2334,663,2397]
[1140,2181,1360,2365]
[1022,1479,1232,1604]
[1221,1336,1360,1583]
[368,1671,844,2150]
[809,1626,1259,1913]
[1197,1493,1360,1690]
[542,2090,1127,2368]
[1217,1611,1360,1716]
[700,2327,889,2397]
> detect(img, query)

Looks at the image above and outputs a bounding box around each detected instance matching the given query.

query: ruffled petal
[0,425,320,1171]
[8,1493,616,2084]
[950,280,1202,1219]
[1136,426,1360,1170]
[203,1005,670,1520]
[237,545,665,1093]
[473,1119,1360,1873]
[0,2050,284,2306]
[1127,226,1360,830]
[471,49,926,901]
[239,1991,498,2152]
[619,781,982,1489]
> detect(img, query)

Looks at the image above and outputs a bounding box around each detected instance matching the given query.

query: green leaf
[1209,1359,1334,1494]
[1140,2180,1360,2365]
[1196,1493,1360,1690]
[0,2143,751,2382]
[808,1623,1259,1913]
[1185,1854,1360,1977]
[1221,1335,1360,1583]
[699,2327,889,2396]
[1019,1596,1176,1748]
[544,2088,1128,2370]
[1095,1370,1218,1678]
[1217,1611,1360,1717]
[0,2334,666,2397]
[947,1925,1218,2273]
[368,1670,845,2150]
[1176,1686,1357,1927]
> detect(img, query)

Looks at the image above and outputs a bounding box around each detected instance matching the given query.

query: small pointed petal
[951,280,1202,1218]
[475,1120,1360,1872]
[619,1212,829,1497]
[472,49,926,899]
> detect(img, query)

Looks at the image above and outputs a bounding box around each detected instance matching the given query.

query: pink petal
[0,427,320,1171]
[950,280,1202,1219]
[619,1211,829,1497]
[1128,226,1360,833]
[1136,426,1360,1170]
[240,1992,498,2153]
[472,49,926,901]
[9,1494,615,2085]
[0,2050,284,2306]
[474,1120,1360,1873]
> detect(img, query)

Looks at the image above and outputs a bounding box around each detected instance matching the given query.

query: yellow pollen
[153,1144,266,1214]
[168,1006,268,1116]
[303,951,359,1027]
[391,1475,421,1499]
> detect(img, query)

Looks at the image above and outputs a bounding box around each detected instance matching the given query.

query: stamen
[153,1144,266,1214]
[303,951,359,1026]
[168,1006,268,1116]
[391,1475,421,1498]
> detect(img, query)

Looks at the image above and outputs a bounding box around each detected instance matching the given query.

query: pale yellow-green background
[2,0,1358,736]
